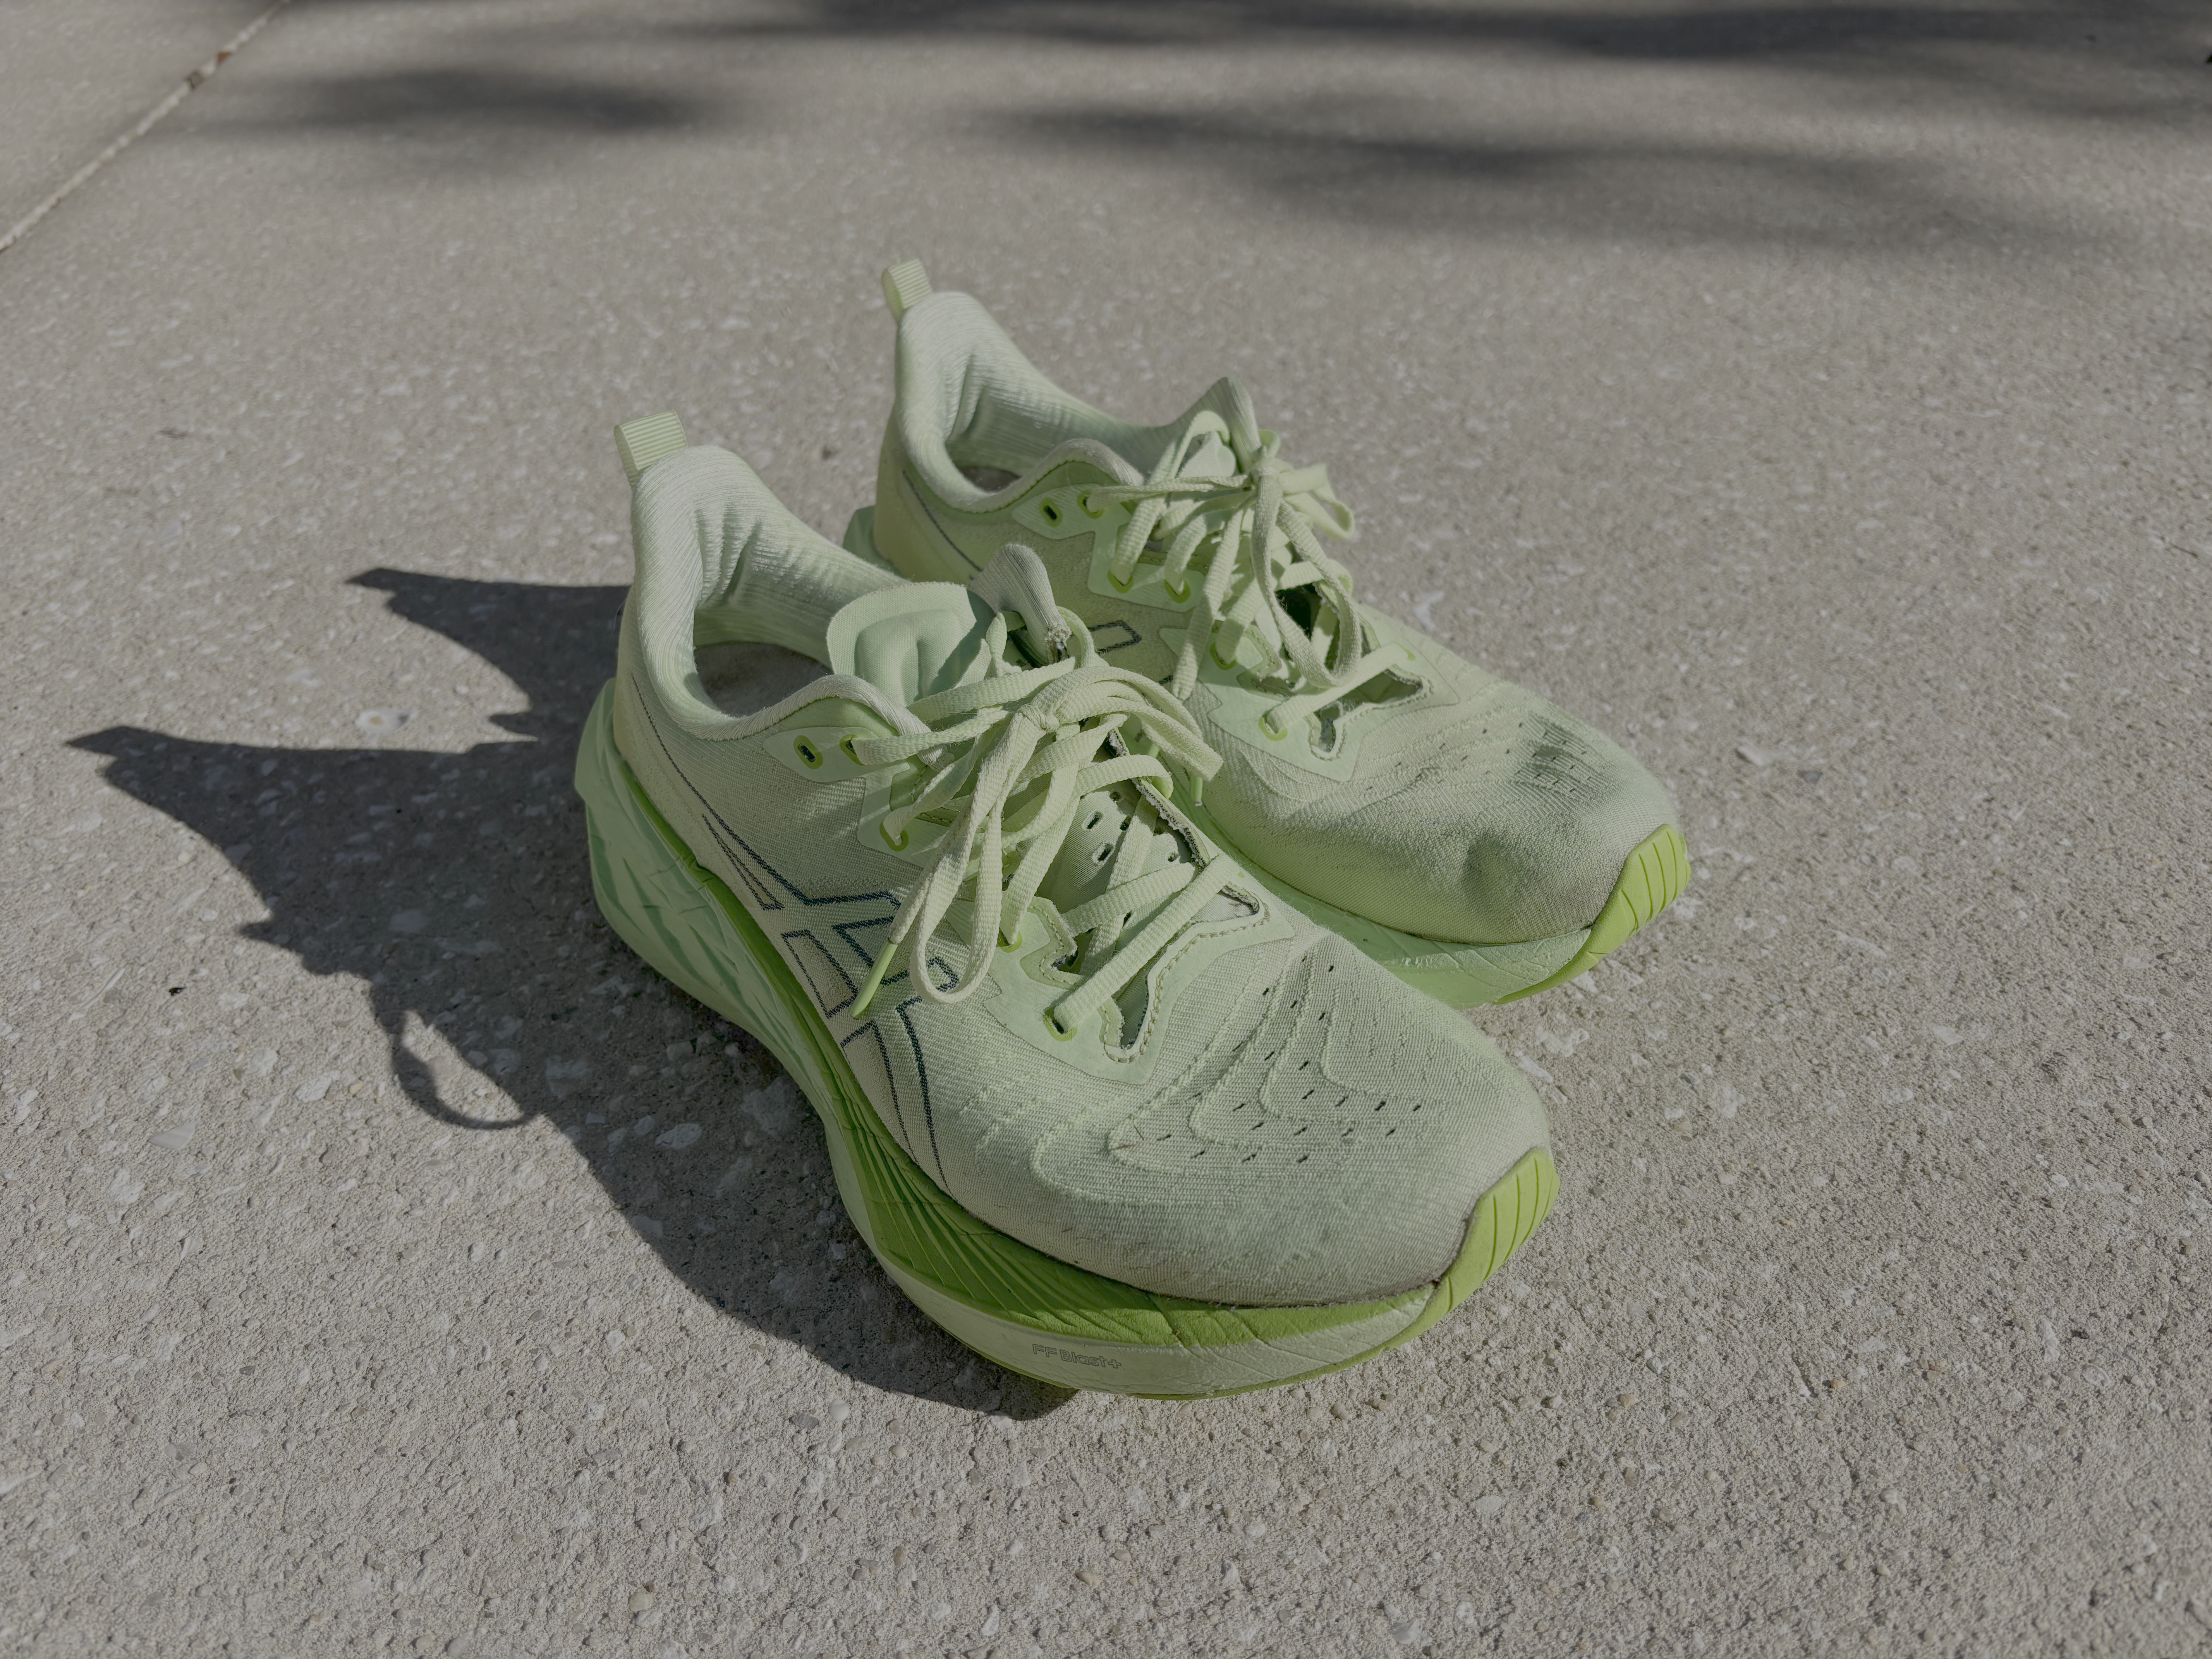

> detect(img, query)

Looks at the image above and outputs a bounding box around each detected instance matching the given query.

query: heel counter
[870,423,939,579]
[607,610,662,805]
[606,666,704,893]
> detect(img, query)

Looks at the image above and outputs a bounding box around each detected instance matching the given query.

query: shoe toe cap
[1450,712,1679,942]
[1233,698,1676,948]
[1016,937,1551,1307]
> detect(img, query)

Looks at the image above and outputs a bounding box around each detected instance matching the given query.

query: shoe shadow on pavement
[71,568,1072,1420]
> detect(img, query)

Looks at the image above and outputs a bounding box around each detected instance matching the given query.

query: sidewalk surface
[3,2,2208,1653]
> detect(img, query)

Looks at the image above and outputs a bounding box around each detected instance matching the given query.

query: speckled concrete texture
[3,3,2209,1654]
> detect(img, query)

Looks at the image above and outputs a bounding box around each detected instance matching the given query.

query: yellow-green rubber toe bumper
[574,685,1553,1398]
[1184,799,1690,1011]
[1498,823,1692,1003]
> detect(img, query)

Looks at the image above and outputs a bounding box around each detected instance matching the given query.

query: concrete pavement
[2,1,2209,1653]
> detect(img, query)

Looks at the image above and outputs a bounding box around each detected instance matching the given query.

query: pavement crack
[0,0,295,256]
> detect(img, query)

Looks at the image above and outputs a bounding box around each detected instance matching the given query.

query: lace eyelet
[1039,500,1062,526]
[998,932,1023,953]
[1259,713,1289,741]
[840,734,861,763]
[879,822,909,851]
[1079,493,1105,519]
[1044,1008,1079,1041]
[793,737,824,768]
[1163,579,1190,604]
[1107,567,1135,593]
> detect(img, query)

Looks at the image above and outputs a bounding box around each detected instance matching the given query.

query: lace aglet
[850,950,895,1021]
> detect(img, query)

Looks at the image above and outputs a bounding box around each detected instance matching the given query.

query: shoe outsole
[574,685,1554,1398]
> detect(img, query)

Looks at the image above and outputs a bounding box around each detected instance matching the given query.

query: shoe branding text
[1032,1343,1122,1371]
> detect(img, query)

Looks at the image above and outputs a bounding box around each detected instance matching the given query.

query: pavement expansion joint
[0,0,295,257]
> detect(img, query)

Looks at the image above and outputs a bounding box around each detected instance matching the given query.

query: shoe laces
[848,608,1233,1043]
[1081,417,1405,735]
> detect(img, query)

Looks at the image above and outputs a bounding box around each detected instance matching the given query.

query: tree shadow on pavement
[215,0,2204,245]
[701,0,2212,125]
[277,67,700,139]
[70,567,1072,1420]
[993,101,2045,252]
[207,64,728,173]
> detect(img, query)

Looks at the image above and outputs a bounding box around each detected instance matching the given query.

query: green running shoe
[847,260,1688,1010]
[577,412,1556,1397]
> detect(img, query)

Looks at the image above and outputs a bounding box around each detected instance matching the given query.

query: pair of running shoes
[575,261,1687,1398]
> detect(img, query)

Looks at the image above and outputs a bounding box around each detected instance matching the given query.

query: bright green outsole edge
[573,685,1555,1398]
[1496,824,1692,1003]
[1186,800,1690,1012]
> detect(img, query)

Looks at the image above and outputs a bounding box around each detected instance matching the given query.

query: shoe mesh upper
[611,442,1547,1305]
[871,288,1681,948]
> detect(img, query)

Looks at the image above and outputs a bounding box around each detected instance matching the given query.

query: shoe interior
[694,640,825,718]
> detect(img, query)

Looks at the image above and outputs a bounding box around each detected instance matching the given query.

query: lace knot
[847,617,1230,1047]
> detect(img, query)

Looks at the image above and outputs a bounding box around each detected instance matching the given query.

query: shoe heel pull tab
[880,259,932,322]
[614,411,687,486]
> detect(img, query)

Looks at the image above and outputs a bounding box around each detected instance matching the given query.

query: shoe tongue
[1182,375,1261,467]
[1174,427,1240,483]
[827,545,1077,704]
[966,543,1070,659]
[1036,790,1165,915]
[1035,784,1248,958]
[824,583,996,706]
